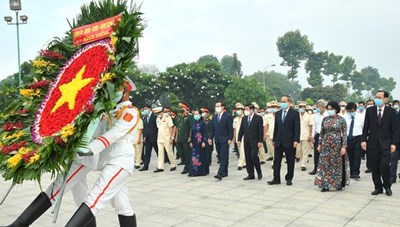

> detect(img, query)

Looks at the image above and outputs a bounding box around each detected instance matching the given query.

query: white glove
[77,147,93,156]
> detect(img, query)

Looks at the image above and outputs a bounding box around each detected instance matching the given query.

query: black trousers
[273,146,295,181]
[368,145,391,190]
[216,141,229,176]
[176,141,191,171]
[347,136,362,176]
[244,142,261,177]
[313,133,320,172]
[143,139,158,168]
[207,142,214,165]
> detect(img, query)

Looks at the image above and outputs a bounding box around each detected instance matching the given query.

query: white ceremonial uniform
[83,100,139,216]
[265,113,275,159]
[132,118,144,167]
[296,112,313,167]
[156,114,176,169]
[233,116,246,167]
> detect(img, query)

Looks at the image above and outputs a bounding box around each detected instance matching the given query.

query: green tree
[323,53,343,85]
[361,66,380,96]
[224,77,270,111]
[276,30,314,81]
[378,77,396,94]
[197,55,220,66]
[350,70,365,95]
[301,84,347,102]
[305,51,328,87]
[220,53,243,78]
[305,98,314,105]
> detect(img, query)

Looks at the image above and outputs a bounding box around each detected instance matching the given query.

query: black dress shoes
[170,167,176,171]
[286,180,293,186]
[385,188,393,196]
[177,162,185,166]
[308,170,316,175]
[214,174,222,180]
[365,169,372,173]
[238,166,243,170]
[154,169,164,173]
[181,170,189,174]
[139,167,148,171]
[243,175,255,180]
[266,157,273,161]
[134,166,140,169]
[301,167,306,171]
[267,179,281,185]
[321,188,329,192]
[260,161,265,165]
[371,188,383,195]
[221,174,228,178]
[258,173,263,180]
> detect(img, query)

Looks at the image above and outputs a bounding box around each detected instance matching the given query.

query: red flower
[22,151,36,163]
[85,105,94,115]
[0,141,26,155]
[39,50,63,60]
[28,80,50,90]
[3,122,23,131]
[54,136,66,146]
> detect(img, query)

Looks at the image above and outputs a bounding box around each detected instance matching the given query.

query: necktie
[378,109,382,126]
[282,111,287,124]
[247,117,251,126]
[218,114,221,123]
[147,115,150,123]
[349,116,354,140]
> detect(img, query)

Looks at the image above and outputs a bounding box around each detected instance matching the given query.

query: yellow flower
[33,59,57,71]
[2,131,25,141]
[18,147,31,155]
[29,153,41,164]
[101,73,115,83]
[60,124,76,140]
[8,154,22,168]
[20,88,41,97]
[111,35,118,49]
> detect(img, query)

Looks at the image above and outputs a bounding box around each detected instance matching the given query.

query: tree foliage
[220,53,243,78]
[301,83,347,102]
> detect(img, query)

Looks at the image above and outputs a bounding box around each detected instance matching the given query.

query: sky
[1,0,399,98]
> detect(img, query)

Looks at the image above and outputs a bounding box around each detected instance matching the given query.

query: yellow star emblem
[51,65,93,113]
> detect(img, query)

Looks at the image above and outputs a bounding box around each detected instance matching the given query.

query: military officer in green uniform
[175,101,193,174]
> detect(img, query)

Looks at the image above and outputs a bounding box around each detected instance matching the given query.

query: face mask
[259,112,265,116]
[308,110,313,114]
[313,110,317,114]
[201,113,207,118]
[157,114,162,118]
[194,115,201,121]
[141,109,149,116]
[280,102,288,109]
[316,108,321,113]
[348,112,356,117]
[374,98,383,107]
[113,91,124,103]
[244,110,250,116]
[236,110,242,116]
[327,110,335,116]
[394,105,399,110]
[266,109,272,113]
[271,108,278,113]
[358,106,364,111]
[298,108,305,113]
[215,107,222,114]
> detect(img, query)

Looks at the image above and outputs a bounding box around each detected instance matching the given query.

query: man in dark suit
[268,95,300,186]
[237,103,264,180]
[208,101,233,180]
[140,105,159,171]
[361,90,398,196]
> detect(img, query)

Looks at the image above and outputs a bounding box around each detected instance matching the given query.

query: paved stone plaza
[1,152,400,227]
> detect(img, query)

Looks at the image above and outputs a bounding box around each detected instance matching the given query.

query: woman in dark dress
[315,101,350,192]
[189,109,209,176]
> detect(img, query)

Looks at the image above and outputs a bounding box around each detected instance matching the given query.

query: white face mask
[201,113,207,118]
[244,110,250,116]
[236,110,242,116]
[113,91,124,103]
[215,107,222,114]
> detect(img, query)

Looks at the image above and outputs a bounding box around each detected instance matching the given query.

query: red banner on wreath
[72,15,122,46]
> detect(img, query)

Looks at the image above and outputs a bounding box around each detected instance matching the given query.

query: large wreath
[0,0,144,184]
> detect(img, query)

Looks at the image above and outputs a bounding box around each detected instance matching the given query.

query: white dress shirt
[345,112,364,137]
[312,111,329,137]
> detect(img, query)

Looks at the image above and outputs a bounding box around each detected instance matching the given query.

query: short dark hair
[245,103,255,110]
[346,102,357,111]
[143,104,151,109]
[193,108,202,114]
[216,101,224,107]
[358,101,365,105]
[327,101,340,114]
[376,90,389,98]
[282,95,292,103]
[366,99,375,105]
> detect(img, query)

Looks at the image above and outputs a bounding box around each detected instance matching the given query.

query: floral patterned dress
[189,119,209,176]
[315,115,350,190]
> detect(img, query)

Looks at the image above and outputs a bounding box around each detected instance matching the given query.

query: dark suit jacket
[362,105,398,150]
[209,112,233,143]
[273,108,300,148]
[238,114,264,148]
[143,113,158,141]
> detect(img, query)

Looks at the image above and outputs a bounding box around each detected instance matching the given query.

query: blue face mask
[141,109,149,116]
[374,98,383,107]
[298,108,305,113]
[348,112,356,117]
[327,110,336,116]
[194,115,201,121]
[316,108,321,113]
[280,102,288,109]
[358,106,364,111]
[394,104,399,110]
[271,108,278,113]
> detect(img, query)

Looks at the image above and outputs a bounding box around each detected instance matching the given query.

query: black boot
[118,214,137,227]
[3,192,52,227]
[65,203,94,227]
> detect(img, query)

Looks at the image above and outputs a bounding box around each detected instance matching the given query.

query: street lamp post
[263,64,276,90]
[4,0,28,86]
